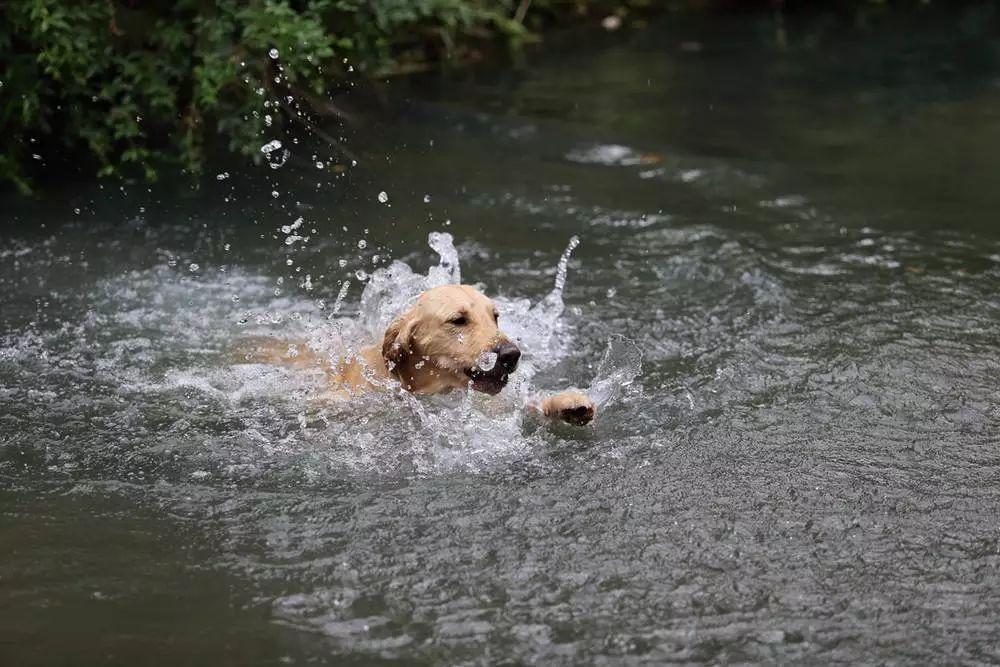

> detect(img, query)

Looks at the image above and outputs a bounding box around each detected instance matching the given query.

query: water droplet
[606,287,617,298]
[260,139,282,154]
[189,263,200,272]
[224,243,231,252]
[338,259,347,268]
[280,217,303,234]
[377,191,389,204]
[268,48,279,59]
[476,351,498,372]
[268,149,290,169]
[271,191,280,198]
[231,294,240,303]
[73,208,81,215]
[216,172,230,181]
[264,114,273,127]
[423,194,431,203]
[357,239,367,249]
[355,269,368,281]
[315,161,324,169]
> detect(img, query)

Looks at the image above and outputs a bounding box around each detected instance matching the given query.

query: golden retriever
[241,284,596,425]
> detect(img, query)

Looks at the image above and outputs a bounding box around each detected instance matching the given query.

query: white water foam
[1,232,641,479]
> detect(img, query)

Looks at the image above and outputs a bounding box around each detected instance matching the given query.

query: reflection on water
[3,11,1000,665]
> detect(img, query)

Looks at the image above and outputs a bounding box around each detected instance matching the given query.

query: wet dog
[242,284,596,425]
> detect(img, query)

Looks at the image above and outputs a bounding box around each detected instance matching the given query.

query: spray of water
[2,231,639,478]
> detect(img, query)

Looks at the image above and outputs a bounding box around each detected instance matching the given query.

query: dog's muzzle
[465,341,520,395]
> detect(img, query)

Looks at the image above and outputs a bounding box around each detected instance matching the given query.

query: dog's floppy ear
[381,314,417,377]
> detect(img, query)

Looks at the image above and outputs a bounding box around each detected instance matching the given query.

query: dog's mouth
[464,367,510,396]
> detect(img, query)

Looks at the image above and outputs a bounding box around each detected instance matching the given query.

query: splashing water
[261,139,289,168]
[476,351,498,372]
[0,230,638,480]
[588,334,643,407]
[498,235,580,356]
[427,230,461,286]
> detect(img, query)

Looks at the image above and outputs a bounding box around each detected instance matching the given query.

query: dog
[241,284,596,425]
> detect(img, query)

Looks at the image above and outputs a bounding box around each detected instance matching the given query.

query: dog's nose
[494,341,521,373]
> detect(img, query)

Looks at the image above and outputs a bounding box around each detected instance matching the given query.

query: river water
[3,11,1000,665]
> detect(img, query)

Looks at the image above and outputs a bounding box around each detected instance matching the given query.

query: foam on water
[0,231,639,481]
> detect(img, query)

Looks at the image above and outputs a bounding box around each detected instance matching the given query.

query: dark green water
[3,11,1000,665]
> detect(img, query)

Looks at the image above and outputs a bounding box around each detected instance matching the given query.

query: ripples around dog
[0,231,640,483]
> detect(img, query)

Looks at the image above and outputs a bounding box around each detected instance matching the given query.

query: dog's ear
[381,314,417,377]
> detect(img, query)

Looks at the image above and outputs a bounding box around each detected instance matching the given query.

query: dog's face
[381,285,520,395]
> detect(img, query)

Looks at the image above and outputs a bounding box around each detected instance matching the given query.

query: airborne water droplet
[377,191,389,204]
[268,48,279,59]
[260,139,282,154]
[476,351,498,372]
[358,240,367,249]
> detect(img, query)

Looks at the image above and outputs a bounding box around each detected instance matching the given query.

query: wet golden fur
[240,284,595,424]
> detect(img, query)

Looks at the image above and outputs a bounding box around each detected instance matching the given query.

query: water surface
[2,11,1000,664]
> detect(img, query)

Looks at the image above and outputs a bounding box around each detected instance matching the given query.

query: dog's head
[381,284,520,395]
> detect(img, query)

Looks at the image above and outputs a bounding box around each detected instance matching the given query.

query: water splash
[358,232,460,339]
[475,351,498,372]
[588,335,643,407]
[261,139,289,169]
[0,231,636,480]
[498,235,579,357]
[427,231,461,286]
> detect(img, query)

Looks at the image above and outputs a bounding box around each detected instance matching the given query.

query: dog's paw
[541,391,596,426]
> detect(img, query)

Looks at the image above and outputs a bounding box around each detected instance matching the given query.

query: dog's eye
[448,315,468,326]
[493,311,500,322]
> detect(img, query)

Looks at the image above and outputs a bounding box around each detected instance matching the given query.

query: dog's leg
[531,390,596,426]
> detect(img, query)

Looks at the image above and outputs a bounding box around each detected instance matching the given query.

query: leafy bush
[0,0,537,192]
[0,0,942,192]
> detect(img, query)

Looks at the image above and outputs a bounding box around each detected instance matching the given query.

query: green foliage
[0,0,947,191]
[0,0,535,191]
